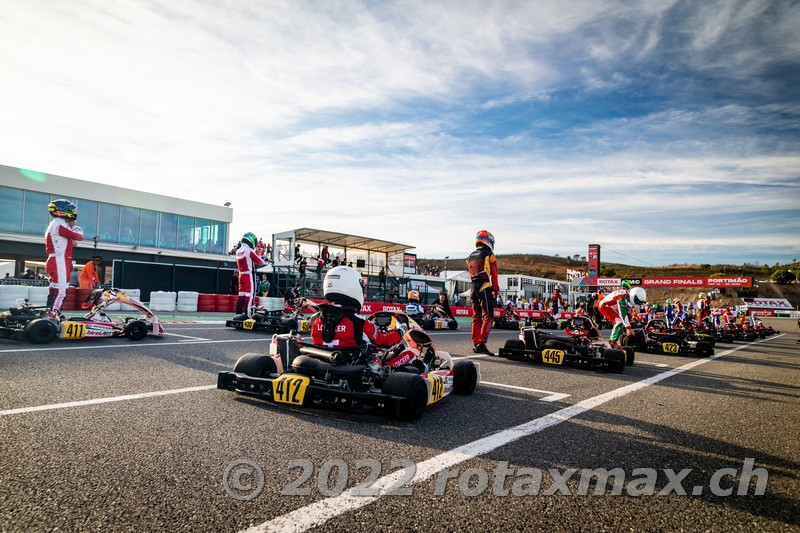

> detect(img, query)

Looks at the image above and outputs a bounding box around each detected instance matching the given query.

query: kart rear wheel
[453,361,478,395]
[233,353,278,377]
[383,373,428,420]
[696,341,713,356]
[447,320,458,330]
[232,314,247,321]
[280,318,298,333]
[124,320,149,341]
[624,347,635,366]
[604,349,625,374]
[24,319,58,344]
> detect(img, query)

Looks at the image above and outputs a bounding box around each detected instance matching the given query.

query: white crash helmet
[629,287,647,306]
[323,266,364,309]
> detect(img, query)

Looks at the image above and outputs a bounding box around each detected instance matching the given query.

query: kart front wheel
[25,319,58,344]
[280,318,298,333]
[604,349,625,374]
[124,320,149,341]
[383,373,428,420]
[233,353,278,377]
[453,360,478,395]
[624,347,635,366]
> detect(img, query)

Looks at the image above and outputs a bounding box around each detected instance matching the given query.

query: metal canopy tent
[272,227,414,277]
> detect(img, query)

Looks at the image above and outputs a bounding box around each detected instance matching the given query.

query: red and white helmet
[475,229,495,251]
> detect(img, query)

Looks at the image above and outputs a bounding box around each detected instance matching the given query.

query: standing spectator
[257,274,271,297]
[294,243,302,264]
[230,270,239,295]
[45,199,83,316]
[467,229,499,355]
[22,269,35,279]
[284,283,300,307]
[2,272,11,284]
[265,242,272,260]
[378,266,386,292]
[453,293,460,306]
[299,257,307,281]
[79,255,103,289]
[321,245,330,265]
[316,256,324,280]
[69,268,80,287]
[332,254,340,267]
[256,238,266,259]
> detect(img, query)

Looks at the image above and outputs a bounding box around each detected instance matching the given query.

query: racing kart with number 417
[217,311,480,419]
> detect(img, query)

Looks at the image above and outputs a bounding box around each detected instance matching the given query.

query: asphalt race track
[1,323,799,531]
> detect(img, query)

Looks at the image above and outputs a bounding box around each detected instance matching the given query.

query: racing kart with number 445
[217,311,480,420]
[499,316,633,373]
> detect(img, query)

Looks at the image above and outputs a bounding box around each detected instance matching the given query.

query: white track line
[636,361,670,368]
[0,385,216,416]
[0,338,270,353]
[450,354,487,360]
[481,381,570,402]
[162,332,210,342]
[246,334,785,533]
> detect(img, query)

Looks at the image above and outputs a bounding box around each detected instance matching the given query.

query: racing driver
[467,229,499,355]
[235,232,267,316]
[598,280,647,348]
[45,199,84,318]
[311,266,405,348]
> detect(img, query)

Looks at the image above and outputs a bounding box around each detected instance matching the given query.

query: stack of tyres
[198,294,216,312]
[216,294,231,313]
[149,291,177,312]
[177,291,199,312]
[228,294,239,311]
[76,288,94,310]
[62,287,78,310]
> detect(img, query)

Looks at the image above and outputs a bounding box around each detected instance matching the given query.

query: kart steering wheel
[370,311,409,334]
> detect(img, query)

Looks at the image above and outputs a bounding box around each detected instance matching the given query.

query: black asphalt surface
[1,321,798,532]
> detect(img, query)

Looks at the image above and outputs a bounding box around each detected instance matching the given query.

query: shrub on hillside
[770,270,796,284]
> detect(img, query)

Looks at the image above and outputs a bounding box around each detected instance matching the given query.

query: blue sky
[0,0,798,266]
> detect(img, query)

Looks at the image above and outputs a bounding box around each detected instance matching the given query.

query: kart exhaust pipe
[299,346,344,365]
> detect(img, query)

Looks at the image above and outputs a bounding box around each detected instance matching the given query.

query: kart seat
[290,355,368,379]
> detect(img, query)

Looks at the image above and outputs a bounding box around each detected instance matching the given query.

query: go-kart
[0,300,60,344]
[217,311,480,420]
[493,306,522,330]
[525,312,561,330]
[625,319,714,356]
[722,322,758,342]
[647,319,717,349]
[59,288,163,341]
[499,316,632,373]
[0,289,163,344]
[226,298,319,334]
[419,303,458,330]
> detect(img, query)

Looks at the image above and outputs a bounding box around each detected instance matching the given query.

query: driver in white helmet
[311,266,405,348]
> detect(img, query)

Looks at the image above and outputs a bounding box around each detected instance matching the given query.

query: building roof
[274,228,414,255]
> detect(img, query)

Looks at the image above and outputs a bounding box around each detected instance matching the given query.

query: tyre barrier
[198,293,216,312]
[216,293,232,313]
[62,286,78,311]
[177,291,199,312]
[27,286,50,307]
[76,288,94,310]
[0,285,30,309]
[149,291,177,312]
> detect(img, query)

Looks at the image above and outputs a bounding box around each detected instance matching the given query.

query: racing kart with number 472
[624,319,714,356]
[217,311,480,420]
[499,316,633,373]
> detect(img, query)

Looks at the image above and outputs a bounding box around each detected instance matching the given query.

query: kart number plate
[61,321,87,339]
[662,342,680,353]
[435,321,443,329]
[541,349,565,365]
[242,319,255,330]
[272,374,310,405]
[299,321,311,333]
[428,374,445,403]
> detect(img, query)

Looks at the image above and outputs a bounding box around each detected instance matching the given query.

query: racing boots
[473,342,495,356]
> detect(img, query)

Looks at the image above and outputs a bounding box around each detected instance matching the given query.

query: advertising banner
[641,277,752,288]
[742,298,792,310]
[403,253,417,275]
[587,244,600,283]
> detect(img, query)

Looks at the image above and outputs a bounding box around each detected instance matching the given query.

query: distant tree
[700,264,710,270]
[770,270,796,284]
[580,255,586,262]
[761,264,771,276]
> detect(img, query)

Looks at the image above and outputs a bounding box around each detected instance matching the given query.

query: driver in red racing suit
[45,199,84,317]
[311,266,404,348]
[235,232,267,316]
[467,230,499,355]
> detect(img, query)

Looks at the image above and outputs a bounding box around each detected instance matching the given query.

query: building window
[194,218,210,253]
[177,215,195,251]
[22,191,50,235]
[208,220,226,254]
[119,207,140,245]
[77,199,98,240]
[140,210,158,247]
[98,203,120,243]
[158,213,177,249]
[507,277,518,288]
[0,186,23,233]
